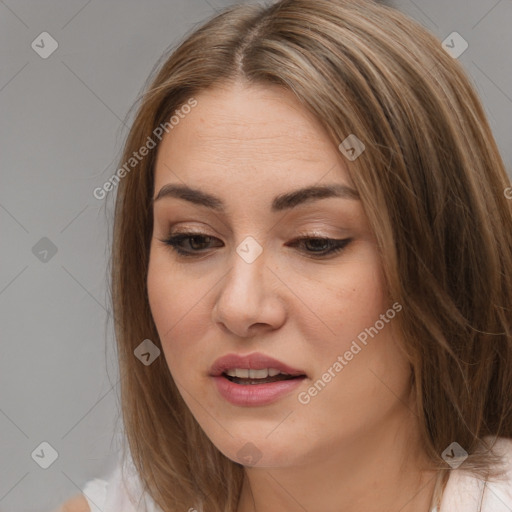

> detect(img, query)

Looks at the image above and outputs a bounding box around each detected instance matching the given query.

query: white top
[82,437,512,512]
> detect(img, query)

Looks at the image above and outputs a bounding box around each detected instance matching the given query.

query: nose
[212,244,286,338]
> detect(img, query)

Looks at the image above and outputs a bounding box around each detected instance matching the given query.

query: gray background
[1,0,510,510]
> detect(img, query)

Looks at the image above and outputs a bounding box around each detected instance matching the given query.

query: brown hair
[109,0,512,510]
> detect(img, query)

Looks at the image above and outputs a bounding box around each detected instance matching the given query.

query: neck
[236,410,438,512]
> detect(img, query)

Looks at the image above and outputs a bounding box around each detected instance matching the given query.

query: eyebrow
[152,183,360,212]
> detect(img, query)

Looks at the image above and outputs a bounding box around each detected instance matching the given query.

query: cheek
[147,249,202,332]
[147,253,207,371]
[328,259,410,408]
[147,255,174,334]
[311,250,388,351]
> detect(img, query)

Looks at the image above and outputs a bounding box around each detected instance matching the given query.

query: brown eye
[287,237,352,258]
[160,232,352,259]
[161,233,222,256]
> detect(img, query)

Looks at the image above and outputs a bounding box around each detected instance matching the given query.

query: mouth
[210,355,307,406]
[210,352,307,382]
[221,368,306,385]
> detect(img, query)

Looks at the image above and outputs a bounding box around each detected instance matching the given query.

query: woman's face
[147,81,413,468]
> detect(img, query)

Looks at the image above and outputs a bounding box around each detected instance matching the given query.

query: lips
[209,352,306,378]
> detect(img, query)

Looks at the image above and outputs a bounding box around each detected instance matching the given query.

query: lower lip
[212,375,306,406]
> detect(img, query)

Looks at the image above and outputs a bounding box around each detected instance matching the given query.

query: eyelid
[164,222,349,237]
[158,230,352,260]
[165,227,345,243]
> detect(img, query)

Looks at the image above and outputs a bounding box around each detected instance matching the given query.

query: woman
[58,0,512,511]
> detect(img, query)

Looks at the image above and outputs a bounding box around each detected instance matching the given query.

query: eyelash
[159,231,352,259]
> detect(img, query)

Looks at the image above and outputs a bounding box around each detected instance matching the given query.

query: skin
[147,81,438,512]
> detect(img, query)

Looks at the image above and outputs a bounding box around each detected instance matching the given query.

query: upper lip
[210,352,306,377]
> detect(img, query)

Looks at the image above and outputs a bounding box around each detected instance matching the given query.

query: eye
[158,232,352,259]
[160,232,222,257]
[287,236,352,258]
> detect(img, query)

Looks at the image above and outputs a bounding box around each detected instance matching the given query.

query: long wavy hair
[109,0,512,510]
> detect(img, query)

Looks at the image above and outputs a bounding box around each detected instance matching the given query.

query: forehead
[176,81,328,141]
[153,82,354,196]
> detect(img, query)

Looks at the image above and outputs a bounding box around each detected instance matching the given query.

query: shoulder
[440,436,512,512]
[55,474,109,512]
[492,435,512,457]
[483,437,512,511]
[55,493,90,512]
[485,436,512,480]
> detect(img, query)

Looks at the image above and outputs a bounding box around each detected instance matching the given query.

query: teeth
[224,368,289,378]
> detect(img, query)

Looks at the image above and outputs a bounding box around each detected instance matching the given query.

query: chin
[210,431,307,468]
